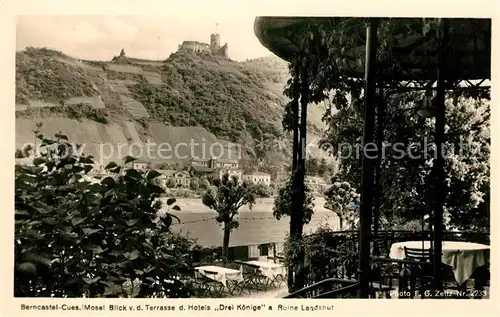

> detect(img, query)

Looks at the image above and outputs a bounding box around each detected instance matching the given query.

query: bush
[388,217,423,231]
[190,178,200,191]
[199,178,211,190]
[14,133,198,298]
[251,183,270,198]
[273,175,314,224]
[282,226,358,286]
[170,188,193,198]
[165,178,176,188]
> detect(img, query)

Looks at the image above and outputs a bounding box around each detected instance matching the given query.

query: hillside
[15,47,328,171]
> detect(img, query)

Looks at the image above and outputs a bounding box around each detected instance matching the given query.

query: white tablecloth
[389,241,489,285]
[245,260,287,279]
[195,265,243,287]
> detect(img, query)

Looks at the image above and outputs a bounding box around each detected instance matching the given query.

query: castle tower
[210,33,220,49]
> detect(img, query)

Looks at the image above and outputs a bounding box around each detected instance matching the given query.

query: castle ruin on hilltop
[111,48,129,64]
[177,33,228,58]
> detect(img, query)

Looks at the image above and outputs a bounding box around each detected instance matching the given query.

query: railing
[283,278,359,298]
[191,230,489,267]
[370,230,489,298]
[284,229,489,299]
[188,229,489,298]
[313,283,360,298]
[369,257,433,298]
[370,256,490,299]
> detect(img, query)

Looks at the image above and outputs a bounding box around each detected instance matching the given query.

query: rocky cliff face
[15,47,328,172]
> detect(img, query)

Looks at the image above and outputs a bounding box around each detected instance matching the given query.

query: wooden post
[432,18,448,294]
[295,75,309,291]
[373,90,385,251]
[359,18,379,298]
[288,74,300,291]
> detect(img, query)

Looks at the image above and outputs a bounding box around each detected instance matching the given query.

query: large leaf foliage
[15,133,199,297]
[282,19,490,232]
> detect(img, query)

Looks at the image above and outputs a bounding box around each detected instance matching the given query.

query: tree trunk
[222,224,231,263]
[338,206,344,230]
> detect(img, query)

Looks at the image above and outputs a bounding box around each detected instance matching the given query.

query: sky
[16,14,272,62]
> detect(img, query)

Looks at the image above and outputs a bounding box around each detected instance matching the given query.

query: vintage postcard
[1,0,498,316]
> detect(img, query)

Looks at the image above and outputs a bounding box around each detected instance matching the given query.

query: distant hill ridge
[15,47,328,172]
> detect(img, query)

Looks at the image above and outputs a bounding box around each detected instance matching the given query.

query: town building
[191,157,238,169]
[242,171,272,186]
[190,157,239,178]
[190,165,214,178]
[125,160,149,171]
[172,171,191,188]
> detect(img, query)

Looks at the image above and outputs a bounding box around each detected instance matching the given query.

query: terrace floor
[233,285,290,298]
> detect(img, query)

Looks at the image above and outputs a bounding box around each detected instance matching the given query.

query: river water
[162,197,339,248]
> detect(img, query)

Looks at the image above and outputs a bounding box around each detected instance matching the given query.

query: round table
[389,241,489,285]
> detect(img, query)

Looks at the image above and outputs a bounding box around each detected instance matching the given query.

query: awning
[254,17,491,81]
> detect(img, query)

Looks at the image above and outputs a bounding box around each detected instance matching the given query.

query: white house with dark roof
[172,171,191,188]
[242,171,271,186]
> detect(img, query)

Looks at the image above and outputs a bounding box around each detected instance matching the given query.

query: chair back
[234,261,260,275]
[404,247,432,263]
[372,231,395,257]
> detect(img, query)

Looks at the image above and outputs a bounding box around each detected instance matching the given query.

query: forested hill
[15,47,327,172]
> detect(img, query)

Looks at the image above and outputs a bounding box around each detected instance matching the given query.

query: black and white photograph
[11,3,492,303]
